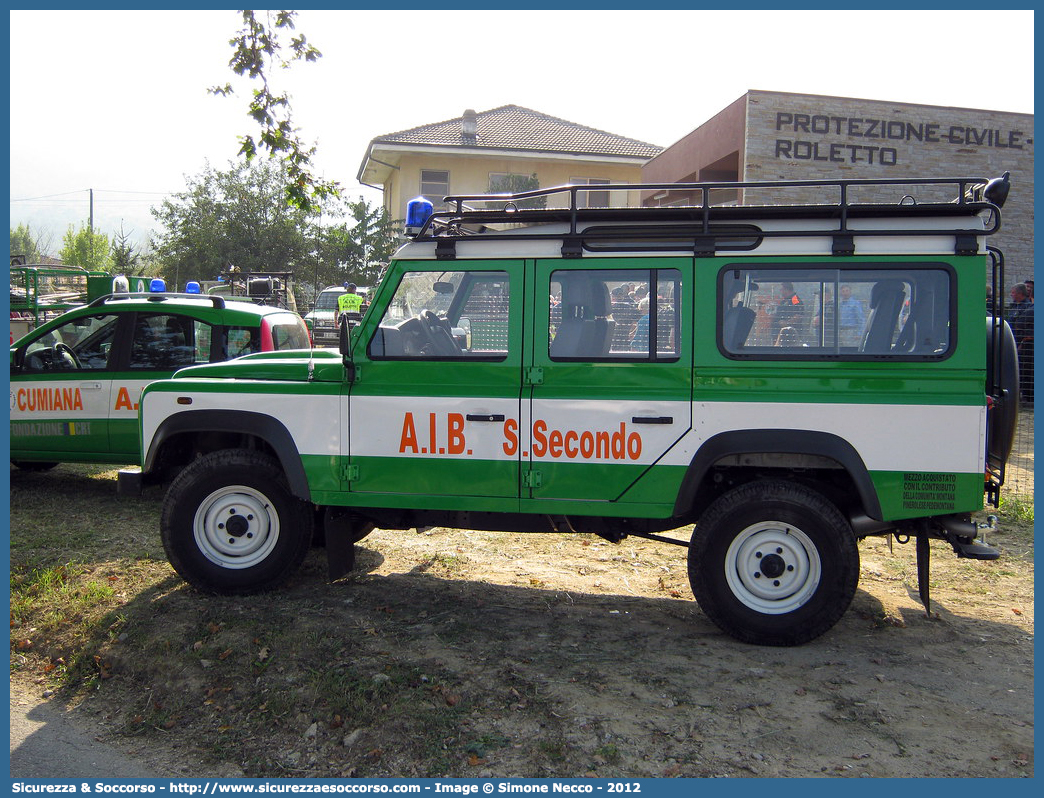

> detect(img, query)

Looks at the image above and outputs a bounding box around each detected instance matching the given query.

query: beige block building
[357,105,662,221]
[643,90,1034,283]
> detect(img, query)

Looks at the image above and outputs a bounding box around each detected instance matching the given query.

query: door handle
[631,416,673,425]
[80,382,103,391]
[466,414,506,422]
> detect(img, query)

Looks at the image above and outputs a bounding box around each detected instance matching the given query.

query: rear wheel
[161,449,313,594]
[688,480,859,646]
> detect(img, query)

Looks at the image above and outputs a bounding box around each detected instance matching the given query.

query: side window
[569,177,612,208]
[269,315,311,351]
[21,314,119,372]
[457,280,510,354]
[129,314,209,370]
[549,269,681,361]
[720,266,952,358]
[420,169,450,206]
[194,320,215,362]
[368,271,510,360]
[227,326,261,358]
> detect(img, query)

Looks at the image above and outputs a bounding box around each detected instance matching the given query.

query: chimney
[462,109,477,144]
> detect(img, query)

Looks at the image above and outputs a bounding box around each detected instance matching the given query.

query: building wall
[644,90,1034,283]
[383,152,646,220]
[744,91,1034,282]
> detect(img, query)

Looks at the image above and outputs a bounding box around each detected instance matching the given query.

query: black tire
[688,480,859,646]
[161,449,313,594]
[11,461,59,472]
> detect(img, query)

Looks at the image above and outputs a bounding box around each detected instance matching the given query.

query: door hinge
[523,470,542,488]
[525,367,544,385]
[340,463,359,482]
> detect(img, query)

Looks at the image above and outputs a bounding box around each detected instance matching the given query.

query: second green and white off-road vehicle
[124,174,1018,645]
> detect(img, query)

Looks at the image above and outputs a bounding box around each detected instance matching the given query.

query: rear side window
[549,269,681,360]
[227,326,261,358]
[265,313,311,351]
[129,313,213,370]
[720,266,952,358]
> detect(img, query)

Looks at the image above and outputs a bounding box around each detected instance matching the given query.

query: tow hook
[943,515,1001,561]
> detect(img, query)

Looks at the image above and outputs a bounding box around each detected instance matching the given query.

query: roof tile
[374,105,662,158]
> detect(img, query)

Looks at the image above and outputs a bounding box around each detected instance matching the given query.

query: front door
[10,312,121,459]
[524,259,694,504]
[347,261,523,501]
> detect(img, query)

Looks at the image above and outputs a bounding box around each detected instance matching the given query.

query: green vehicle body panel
[138,249,994,526]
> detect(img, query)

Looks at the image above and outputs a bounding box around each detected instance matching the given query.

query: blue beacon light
[149,278,167,293]
[185,281,201,294]
[404,197,434,236]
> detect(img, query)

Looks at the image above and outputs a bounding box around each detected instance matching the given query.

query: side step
[948,537,1001,560]
[939,515,1001,560]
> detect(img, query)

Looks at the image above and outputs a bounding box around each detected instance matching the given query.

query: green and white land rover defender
[125,175,1019,646]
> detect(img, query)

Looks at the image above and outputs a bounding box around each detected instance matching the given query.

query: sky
[8,8,1036,253]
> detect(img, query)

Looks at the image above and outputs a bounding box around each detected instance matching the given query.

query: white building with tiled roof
[358,105,663,220]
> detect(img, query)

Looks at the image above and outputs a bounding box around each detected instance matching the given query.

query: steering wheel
[418,311,461,356]
[54,342,81,369]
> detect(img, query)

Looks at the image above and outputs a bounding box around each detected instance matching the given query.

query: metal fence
[1006,403,1034,502]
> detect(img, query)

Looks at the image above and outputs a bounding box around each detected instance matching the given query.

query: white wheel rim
[724,521,821,614]
[193,485,280,569]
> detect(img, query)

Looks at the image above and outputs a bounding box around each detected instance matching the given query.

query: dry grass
[9,449,1034,778]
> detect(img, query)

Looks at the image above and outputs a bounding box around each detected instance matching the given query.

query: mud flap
[916,532,931,617]
[323,508,358,582]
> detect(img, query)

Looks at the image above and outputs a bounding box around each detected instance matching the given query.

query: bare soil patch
[9,465,1034,779]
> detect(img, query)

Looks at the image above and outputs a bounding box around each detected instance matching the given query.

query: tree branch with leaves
[209,10,337,212]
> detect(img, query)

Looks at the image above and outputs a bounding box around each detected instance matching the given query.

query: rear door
[107,311,221,457]
[523,259,694,503]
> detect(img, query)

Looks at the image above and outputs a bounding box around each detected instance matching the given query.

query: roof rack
[410,175,1007,259]
[87,292,227,310]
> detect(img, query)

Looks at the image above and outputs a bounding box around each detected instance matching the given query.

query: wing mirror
[338,314,356,383]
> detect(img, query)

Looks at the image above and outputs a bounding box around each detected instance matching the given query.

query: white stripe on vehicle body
[142,390,343,459]
[664,401,985,474]
[145,392,984,476]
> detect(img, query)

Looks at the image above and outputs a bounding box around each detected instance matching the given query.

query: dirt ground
[11,511,1034,779]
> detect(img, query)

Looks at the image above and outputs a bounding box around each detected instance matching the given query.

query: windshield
[315,290,343,310]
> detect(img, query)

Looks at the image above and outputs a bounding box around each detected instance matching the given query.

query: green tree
[60,224,112,270]
[209,10,337,211]
[308,197,397,294]
[151,159,314,285]
[110,224,145,274]
[10,223,52,263]
[487,173,547,209]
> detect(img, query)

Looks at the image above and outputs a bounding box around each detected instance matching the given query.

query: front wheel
[161,449,313,594]
[688,480,859,646]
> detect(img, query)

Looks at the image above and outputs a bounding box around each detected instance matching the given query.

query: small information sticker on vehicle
[901,472,958,511]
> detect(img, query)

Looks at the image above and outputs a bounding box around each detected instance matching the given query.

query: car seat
[164,318,195,366]
[861,281,907,353]
[550,278,616,358]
